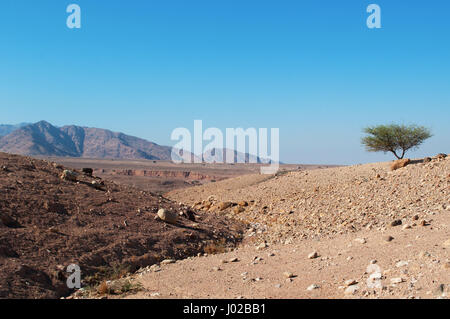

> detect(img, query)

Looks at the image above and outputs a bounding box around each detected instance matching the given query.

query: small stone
[307,284,320,291]
[354,238,366,244]
[384,235,394,242]
[256,242,268,250]
[344,285,359,295]
[229,257,239,263]
[402,224,412,230]
[218,202,232,211]
[390,219,402,227]
[308,251,319,259]
[160,259,176,265]
[344,279,358,286]
[419,220,429,226]
[390,277,404,284]
[396,261,409,268]
[157,209,178,224]
[60,169,78,182]
[274,284,281,288]
[283,272,295,278]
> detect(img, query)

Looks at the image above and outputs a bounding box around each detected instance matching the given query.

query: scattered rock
[82,168,93,176]
[218,202,232,211]
[283,272,295,279]
[238,201,248,207]
[390,277,404,284]
[344,285,359,295]
[419,220,429,226]
[0,213,21,228]
[390,219,402,227]
[396,261,409,268]
[60,169,77,182]
[344,279,358,286]
[308,251,319,259]
[307,284,320,291]
[156,209,178,224]
[256,242,268,250]
[354,238,366,244]
[160,259,176,265]
[384,235,394,242]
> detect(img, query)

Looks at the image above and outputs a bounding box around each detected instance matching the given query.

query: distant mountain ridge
[0,121,173,160]
[0,121,275,163]
[0,123,30,137]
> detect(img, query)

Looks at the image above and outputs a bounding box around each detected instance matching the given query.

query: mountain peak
[0,121,173,160]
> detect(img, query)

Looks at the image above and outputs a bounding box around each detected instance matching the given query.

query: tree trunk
[391,151,401,159]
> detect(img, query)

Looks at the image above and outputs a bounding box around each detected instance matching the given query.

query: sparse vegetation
[204,238,228,255]
[361,124,432,159]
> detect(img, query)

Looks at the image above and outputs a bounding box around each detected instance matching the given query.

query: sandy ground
[119,156,449,299]
[124,211,449,299]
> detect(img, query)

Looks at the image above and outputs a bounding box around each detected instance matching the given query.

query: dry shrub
[204,238,227,255]
[97,281,109,295]
[390,158,410,171]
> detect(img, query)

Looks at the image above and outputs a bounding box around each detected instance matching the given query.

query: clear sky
[1,1,449,164]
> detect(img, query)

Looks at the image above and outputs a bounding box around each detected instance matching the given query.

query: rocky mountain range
[0,121,173,160]
[0,123,29,137]
[0,121,272,162]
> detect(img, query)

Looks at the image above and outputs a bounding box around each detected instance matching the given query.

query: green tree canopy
[361,124,432,159]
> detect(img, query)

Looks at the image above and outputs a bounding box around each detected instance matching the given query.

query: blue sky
[1,1,449,164]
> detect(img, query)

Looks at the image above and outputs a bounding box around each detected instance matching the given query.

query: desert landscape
[0,147,448,299]
[2,2,449,306]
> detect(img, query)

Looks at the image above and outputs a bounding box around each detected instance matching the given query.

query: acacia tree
[361,124,432,159]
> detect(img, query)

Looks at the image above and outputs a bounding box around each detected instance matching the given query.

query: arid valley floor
[0,153,448,299]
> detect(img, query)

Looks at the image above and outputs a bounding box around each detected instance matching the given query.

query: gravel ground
[119,155,449,299]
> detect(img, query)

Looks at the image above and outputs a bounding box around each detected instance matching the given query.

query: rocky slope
[168,156,449,245]
[0,152,244,298]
